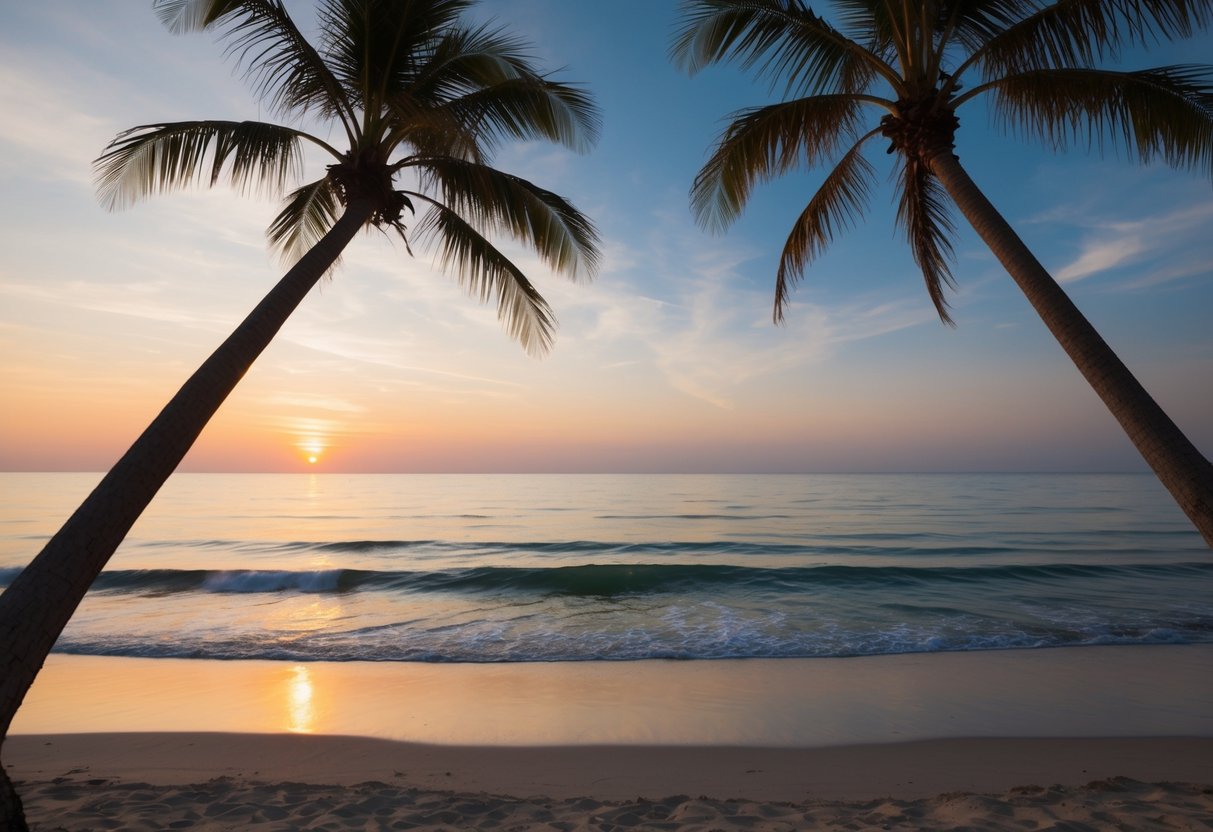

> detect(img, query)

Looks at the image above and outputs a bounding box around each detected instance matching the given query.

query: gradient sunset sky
[1,1,1210,474]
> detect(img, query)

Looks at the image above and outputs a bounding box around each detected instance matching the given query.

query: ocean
[1,472,1209,664]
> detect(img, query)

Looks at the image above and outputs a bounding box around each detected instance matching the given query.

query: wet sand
[10,645,1213,744]
[7,645,1213,829]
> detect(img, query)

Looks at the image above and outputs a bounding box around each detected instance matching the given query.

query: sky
[1,1,1210,474]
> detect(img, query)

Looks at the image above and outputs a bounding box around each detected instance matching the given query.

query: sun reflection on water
[286,664,315,733]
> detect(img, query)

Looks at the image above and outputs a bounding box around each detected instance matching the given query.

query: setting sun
[297,437,326,467]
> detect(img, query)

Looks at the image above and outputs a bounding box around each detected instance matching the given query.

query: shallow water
[1,472,1208,662]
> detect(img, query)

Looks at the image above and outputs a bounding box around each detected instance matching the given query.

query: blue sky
[1,0,1210,473]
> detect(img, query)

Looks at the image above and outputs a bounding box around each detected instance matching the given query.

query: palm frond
[672,0,893,95]
[412,157,600,280]
[416,202,558,356]
[896,156,957,325]
[691,94,869,233]
[849,0,916,75]
[436,76,600,155]
[267,177,344,264]
[774,130,879,322]
[318,0,471,111]
[987,64,1213,175]
[153,0,240,31]
[944,0,1033,55]
[966,0,1213,78]
[154,0,355,127]
[379,23,600,154]
[385,101,484,163]
[403,22,537,102]
[95,120,303,210]
[829,0,888,41]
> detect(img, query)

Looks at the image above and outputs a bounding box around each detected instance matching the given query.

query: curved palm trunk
[927,151,1213,546]
[0,199,373,829]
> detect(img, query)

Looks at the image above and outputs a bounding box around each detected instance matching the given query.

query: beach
[4,474,1211,827]
[10,734,1213,830]
[8,646,1213,829]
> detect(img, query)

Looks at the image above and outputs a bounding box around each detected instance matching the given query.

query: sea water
[1,473,1209,663]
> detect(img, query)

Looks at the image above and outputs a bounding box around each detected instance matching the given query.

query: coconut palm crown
[673,0,1213,544]
[101,0,600,353]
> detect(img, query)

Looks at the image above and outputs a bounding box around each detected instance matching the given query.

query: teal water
[1,473,1208,662]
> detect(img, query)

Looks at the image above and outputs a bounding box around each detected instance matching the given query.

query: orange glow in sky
[0,4,1210,474]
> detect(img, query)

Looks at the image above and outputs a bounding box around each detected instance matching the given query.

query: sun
[297,437,326,467]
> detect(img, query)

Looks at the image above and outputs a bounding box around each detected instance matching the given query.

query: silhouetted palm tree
[0,1,598,825]
[673,0,1213,543]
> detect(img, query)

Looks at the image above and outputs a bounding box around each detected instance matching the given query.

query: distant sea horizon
[2,471,1208,665]
[0,468,1162,475]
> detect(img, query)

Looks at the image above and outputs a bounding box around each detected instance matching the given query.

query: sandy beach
[9,733,1213,830]
[7,646,1213,829]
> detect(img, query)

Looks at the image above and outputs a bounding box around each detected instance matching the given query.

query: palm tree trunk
[0,199,373,830]
[0,762,25,832]
[927,150,1213,546]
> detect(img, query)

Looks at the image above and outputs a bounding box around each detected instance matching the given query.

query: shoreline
[11,645,1213,745]
[7,646,1213,829]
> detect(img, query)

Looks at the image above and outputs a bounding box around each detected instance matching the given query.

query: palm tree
[672,0,1213,544]
[0,0,598,825]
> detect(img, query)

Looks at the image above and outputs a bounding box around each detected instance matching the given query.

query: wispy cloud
[1047,195,1213,286]
[257,394,366,415]
[0,278,239,332]
[279,322,529,391]
[0,63,110,185]
[1056,237,1146,283]
[533,208,938,410]
[1116,256,1213,291]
